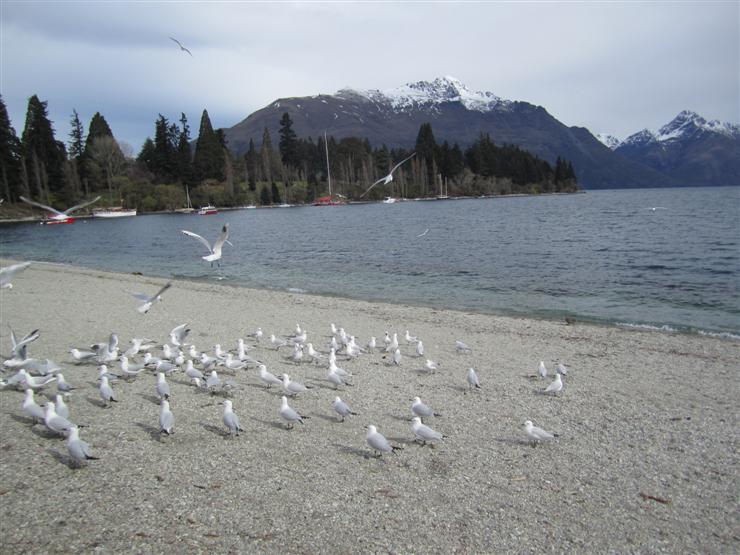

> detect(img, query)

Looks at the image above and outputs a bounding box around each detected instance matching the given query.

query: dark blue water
[2,187,738,337]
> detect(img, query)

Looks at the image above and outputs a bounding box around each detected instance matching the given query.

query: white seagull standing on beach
[132,282,172,314]
[524,420,557,444]
[222,400,244,437]
[360,153,416,198]
[412,417,445,445]
[544,373,563,395]
[332,396,358,422]
[467,367,481,389]
[170,323,190,347]
[67,426,99,466]
[181,223,232,267]
[159,399,175,435]
[0,262,31,289]
[366,425,400,457]
[279,396,308,429]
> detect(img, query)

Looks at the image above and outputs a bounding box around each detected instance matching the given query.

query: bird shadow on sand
[9,414,35,426]
[387,413,412,423]
[385,436,414,446]
[47,447,77,469]
[139,393,162,405]
[493,437,531,447]
[202,423,229,439]
[30,426,60,440]
[135,422,164,442]
[85,396,109,409]
[445,384,469,394]
[250,416,286,431]
[312,412,340,423]
[331,442,373,460]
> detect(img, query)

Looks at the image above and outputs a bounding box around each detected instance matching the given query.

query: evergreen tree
[270,181,281,204]
[245,138,257,191]
[68,109,85,161]
[260,127,274,183]
[137,138,156,173]
[20,95,66,198]
[0,95,22,201]
[259,184,271,205]
[278,112,298,170]
[82,112,121,190]
[151,114,177,182]
[176,113,193,184]
[193,109,224,181]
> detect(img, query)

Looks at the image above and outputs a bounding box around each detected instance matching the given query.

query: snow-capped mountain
[338,76,513,113]
[616,111,740,186]
[222,78,730,189]
[596,133,622,150]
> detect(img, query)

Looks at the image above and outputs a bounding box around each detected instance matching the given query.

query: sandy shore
[0,261,737,553]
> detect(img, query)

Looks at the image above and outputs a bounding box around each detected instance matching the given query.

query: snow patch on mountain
[596,133,622,149]
[622,110,739,147]
[338,76,512,113]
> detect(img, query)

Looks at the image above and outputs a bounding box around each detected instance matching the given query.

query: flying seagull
[0,262,31,290]
[360,153,416,198]
[169,37,193,56]
[132,282,172,314]
[181,223,232,266]
[20,195,101,222]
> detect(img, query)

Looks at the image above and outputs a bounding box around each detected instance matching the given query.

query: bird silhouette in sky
[169,37,193,56]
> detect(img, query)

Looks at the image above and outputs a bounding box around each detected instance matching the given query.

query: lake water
[1,187,738,338]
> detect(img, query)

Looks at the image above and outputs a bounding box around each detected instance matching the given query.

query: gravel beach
[0,261,738,553]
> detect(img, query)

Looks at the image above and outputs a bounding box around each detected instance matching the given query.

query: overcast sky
[1,1,738,152]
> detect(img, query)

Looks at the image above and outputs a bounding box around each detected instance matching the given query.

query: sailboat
[176,185,195,213]
[314,131,346,206]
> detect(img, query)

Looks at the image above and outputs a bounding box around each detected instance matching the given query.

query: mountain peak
[596,133,622,150]
[341,76,511,113]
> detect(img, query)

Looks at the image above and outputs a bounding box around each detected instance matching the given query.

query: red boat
[42,217,75,225]
[313,195,346,206]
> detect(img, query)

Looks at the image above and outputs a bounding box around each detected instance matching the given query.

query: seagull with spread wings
[20,195,101,223]
[360,152,416,198]
[181,223,232,266]
[170,37,193,56]
[132,282,173,314]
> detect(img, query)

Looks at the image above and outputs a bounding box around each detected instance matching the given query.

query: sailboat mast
[324,131,332,197]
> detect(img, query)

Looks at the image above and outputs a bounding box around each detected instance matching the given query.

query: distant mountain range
[223,77,739,189]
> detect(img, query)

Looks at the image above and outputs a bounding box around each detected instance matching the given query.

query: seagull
[416,228,430,238]
[392,348,402,366]
[99,376,117,406]
[156,373,171,400]
[411,397,441,421]
[44,401,74,436]
[119,357,146,379]
[332,396,358,422]
[132,282,172,314]
[360,153,416,198]
[249,327,263,342]
[181,223,231,266]
[222,400,244,437]
[70,348,97,364]
[159,399,174,435]
[184,360,204,382]
[22,389,45,423]
[467,367,481,389]
[456,340,472,353]
[67,426,98,467]
[327,368,351,389]
[20,195,100,222]
[0,261,31,289]
[416,341,424,357]
[55,394,70,420]
[270,334,287,350]
[279,395,308,429]
[258,364,283,388]
[8,326,39,357]
[19,369,56,391]
[538,361,548,379]
[169,323,190,347]
[649,207,667,212]
[524,420,557,444]
[305,343,324,364]
[412,417,445,445]
[404,330,419,344]
[423,359,438,373]
[281,373,311,396]
[544,373,563,395]
[555,362,568,376]
[385,333,399,353]
[56,373,75,393]
[366,425,400,457]
[366,336,376,353]
[169,36,193,56]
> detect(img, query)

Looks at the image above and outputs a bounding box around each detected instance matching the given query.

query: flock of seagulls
[2,224,568,466]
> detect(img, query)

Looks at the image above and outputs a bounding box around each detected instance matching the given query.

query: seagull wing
[0,262,31,287]
[19,196,66,217]
[131,293,151,301]
[182,46,193,57]
[359,176,389,199]
[64,195,101,215]
[389,152,416,174]
[151,282,173,300]
[181,230,213,253]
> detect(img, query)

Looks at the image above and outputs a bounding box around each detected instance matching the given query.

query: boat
[198,205,218,215]
[383,197,397,204]
[314,131,347,207]
[41,216,74,225]
[245,205,257,210]
[92,207,137,218]
[176,186,195,213]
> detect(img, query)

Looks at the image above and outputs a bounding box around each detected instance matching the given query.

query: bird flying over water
[360,153,416,198]
[20,195,100,222]
[169,36,193,56]
[181,223,231,266]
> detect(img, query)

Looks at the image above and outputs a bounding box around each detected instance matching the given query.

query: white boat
[92,207,137,218]
[198,205,217,215]
[382,197,397,204]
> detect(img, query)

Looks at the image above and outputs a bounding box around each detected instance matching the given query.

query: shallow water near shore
[1,186,738,336]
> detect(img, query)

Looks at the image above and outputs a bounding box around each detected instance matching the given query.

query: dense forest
[0,95,578,213]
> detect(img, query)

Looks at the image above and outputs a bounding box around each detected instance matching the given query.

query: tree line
[0,94,578,213]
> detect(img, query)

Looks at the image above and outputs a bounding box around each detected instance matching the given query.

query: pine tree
[137,138,156,173]
[245,138,257,191]
[270,181,281,204]
[68,110,85,161]
[260,127,274,183]
[259,184,271,205]
[151,114,177,182]
[20,95,66,199]
[193,109,224,181]
[278,112,298,170]
[0,95,22,201]
[176,113,193,185]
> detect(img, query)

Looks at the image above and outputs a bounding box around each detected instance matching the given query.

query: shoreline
[0,261,738,553]
[4,258,738,341]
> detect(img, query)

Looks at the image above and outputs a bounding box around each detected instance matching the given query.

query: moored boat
[198,205,218,215]
[92,207,137,218]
